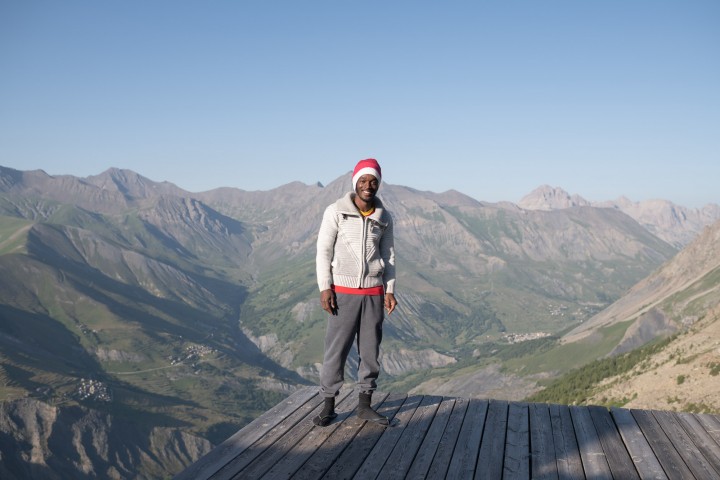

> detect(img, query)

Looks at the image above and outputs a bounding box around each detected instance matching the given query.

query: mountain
[524,218,720,411]
[519,185,720,248]
[0,164,707,477]
[563,218,720,350]
[518,184,591,210]
[597,197,720,248]
[0,167,184,215]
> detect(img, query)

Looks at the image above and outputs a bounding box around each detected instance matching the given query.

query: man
[314,158,397,426]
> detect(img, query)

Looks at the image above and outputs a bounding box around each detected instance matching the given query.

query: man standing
[314,158,397,426]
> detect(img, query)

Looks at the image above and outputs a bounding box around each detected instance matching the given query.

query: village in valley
[501,331,552,344]
[67,343,217,404]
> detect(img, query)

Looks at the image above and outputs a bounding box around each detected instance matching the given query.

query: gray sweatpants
[320,293,384,398]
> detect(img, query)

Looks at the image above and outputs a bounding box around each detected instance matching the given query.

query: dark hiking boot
[313,397,337,427]
[357,392,389,425]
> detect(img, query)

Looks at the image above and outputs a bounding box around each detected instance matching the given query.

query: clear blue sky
[2,1,718,207]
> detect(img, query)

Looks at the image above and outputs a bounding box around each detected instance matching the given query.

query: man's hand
[320,289,337,315]
[384,293,397,315]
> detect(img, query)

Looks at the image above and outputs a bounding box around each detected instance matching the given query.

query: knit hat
[352,158,382,190]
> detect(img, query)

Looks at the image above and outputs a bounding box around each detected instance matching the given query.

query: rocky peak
[85,168,183,200]
[598,197,720,248]
[0,166,59,194]
[0,165,26,190]
[518,185,590,211]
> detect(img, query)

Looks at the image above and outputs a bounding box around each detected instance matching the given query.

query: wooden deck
[175,386,720,479]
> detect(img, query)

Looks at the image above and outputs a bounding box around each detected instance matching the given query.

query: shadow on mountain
[24,224,305,384]
[0,305,104,378]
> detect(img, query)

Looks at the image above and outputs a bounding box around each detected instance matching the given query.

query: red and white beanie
[352,158,382,190]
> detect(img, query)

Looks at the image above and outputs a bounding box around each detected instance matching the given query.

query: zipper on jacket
[359,215,368,288]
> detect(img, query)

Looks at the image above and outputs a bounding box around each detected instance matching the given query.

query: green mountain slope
[0,208,304,449]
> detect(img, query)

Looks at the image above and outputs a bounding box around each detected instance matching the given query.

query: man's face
[355,174,379,202]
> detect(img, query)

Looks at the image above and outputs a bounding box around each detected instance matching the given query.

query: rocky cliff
[0,399,212,479]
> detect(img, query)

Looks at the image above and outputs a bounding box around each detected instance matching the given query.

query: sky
[1,1,719,208]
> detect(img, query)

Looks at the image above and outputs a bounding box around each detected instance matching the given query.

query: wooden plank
[375,395,443,480]
[291,392,390,480]
[610,407,668,480]
[549,404,584,480]
[425,396,470,479]
[570,405,613,480]
[319,393,408,480]
[445,398,489,480]
[503,402,530,480]
[405,397,456,479]
[631,409,695,480]
[676,412,720,474]
[352,394,425,479]
[530,403,558,480]
[232,388,354,479]
[588,405,640,480]
[652,410,720,480]
[173,386,318,480]
[475,400,508,480]
[210,391,325,480]
[696,413,720,447]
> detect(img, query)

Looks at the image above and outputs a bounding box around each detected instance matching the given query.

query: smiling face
[355,174,379,203]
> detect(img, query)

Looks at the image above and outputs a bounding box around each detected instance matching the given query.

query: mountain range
[519,184,720,248]
[1,165,719,478]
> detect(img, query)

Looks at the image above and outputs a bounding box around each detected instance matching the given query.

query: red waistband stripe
[331,285,384,296]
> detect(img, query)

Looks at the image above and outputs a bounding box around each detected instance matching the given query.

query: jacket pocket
[366,258,385,277]
[331,254,360,277]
